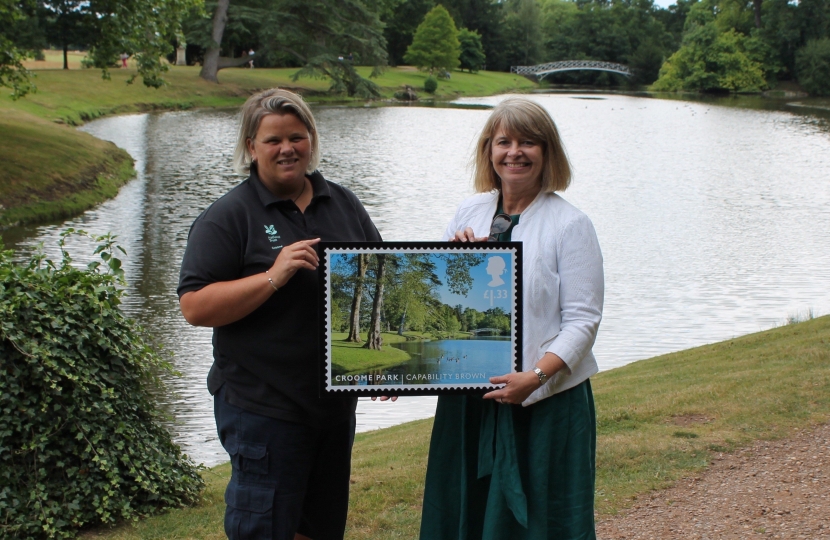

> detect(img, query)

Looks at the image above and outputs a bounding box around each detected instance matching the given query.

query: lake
[4,93,830,467]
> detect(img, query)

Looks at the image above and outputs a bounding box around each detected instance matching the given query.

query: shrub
[796,38,830,96]
[424,75,438,94]
[0,230,203,539]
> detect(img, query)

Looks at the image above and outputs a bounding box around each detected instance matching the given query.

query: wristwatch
[533,367,548,385]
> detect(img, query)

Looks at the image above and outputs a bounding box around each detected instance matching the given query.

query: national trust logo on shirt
[264,225,282,250]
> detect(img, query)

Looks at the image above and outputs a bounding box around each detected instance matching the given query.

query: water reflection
[4,94,830,466]
[336,338,512,387]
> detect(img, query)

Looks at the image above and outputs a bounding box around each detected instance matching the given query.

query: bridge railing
[511,60,632,77]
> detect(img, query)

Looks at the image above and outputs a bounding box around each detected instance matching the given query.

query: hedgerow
[0,230,204,539]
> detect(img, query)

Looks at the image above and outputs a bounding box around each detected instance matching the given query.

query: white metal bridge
[511,60,632,79]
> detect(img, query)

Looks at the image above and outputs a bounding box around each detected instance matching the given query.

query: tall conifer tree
[404,4,461,73]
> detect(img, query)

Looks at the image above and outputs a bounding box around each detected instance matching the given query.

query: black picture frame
[318,241,522,396]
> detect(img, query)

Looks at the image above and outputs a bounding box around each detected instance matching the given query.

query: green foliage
[84,0,201,88]
[404,4,461,73]
[424,74,438,93]
[479,307,510,335]
[0,0,36,98]
[540,0,676,86]
[503,0,543,67]
[382,0,435,66]
[0,231,203,539]
[653,16,768,92]
[796,38,830,95]
[458,27,486,72]
[651,0,830,91]
[438,253,484,295]
[188,0,389,94]
[293,55,382,99]
[2,0,199,92]
[437,0,507,71]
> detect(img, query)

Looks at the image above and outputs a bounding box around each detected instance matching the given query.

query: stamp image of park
[323,247,519,392]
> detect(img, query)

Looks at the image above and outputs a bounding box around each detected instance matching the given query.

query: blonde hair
[232,88,320,175]
[473,97,571,193]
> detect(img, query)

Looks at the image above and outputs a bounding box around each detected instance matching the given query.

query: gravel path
[596,423,830,539]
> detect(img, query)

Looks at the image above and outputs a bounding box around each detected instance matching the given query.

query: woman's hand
[483,353,567,405]
[450,227,487,243]
[180,238,321,328]
[370,396,398,402]
[267,238,321,289]
[483,371,541,405]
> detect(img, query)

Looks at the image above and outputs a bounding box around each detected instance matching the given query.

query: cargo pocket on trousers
[224,436,269,476]
[225,480,275,539]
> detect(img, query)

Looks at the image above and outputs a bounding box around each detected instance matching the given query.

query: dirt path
[596,423,830,539]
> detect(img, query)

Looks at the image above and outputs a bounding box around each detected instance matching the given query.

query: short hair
[473,97,571,193]
[232,88,320,175]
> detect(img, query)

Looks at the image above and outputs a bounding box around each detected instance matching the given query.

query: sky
[433,253,515,314]
[328,251,517,315]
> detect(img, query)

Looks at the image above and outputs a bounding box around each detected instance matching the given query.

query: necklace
[293,178,306,203]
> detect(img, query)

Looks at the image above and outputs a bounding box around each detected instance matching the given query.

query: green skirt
[419,380,596,540]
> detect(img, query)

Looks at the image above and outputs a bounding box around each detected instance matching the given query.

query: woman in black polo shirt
[178,88,381,540]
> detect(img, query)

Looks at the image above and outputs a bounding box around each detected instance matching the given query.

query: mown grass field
[81,315,830,540]
[1,62,534,230]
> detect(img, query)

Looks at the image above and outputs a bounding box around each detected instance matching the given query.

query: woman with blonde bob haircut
[420,97,604,540]
[473,97,571,194]
[178,88,381,540]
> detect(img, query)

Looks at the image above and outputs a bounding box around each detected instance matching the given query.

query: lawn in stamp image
[319,242,522,396]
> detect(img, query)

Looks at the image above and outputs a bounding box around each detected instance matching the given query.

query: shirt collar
[248,165,331,208]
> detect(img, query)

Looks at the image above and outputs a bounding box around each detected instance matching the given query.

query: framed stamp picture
[318,241,522,396]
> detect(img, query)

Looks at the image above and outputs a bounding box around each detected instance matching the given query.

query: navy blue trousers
[214,387,355,540]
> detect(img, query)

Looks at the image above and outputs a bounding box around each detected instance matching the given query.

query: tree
[439,253,484,295]
[796,38,830,95]
[404,4,461,73]
[385,254,441,335]
[0,0,36,98]
[200,0,231,82]
[196,0,388,97]
[458,27,485,72]
[382,0,434,66]
[653,26,767,91]
[40,0,92,70]
[438,305,461,337]
[503,0,544,67]
[2,0,200,92]
[441,0,508,70]
[364,254,387,350]
[347,254,368,342]
[480,307,510,335]
[80,0,200,88]
[652,0,769,92]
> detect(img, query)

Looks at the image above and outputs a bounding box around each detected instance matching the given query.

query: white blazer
[443,190,604,406]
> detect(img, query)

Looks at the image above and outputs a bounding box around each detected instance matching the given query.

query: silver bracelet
[265,271,279,292]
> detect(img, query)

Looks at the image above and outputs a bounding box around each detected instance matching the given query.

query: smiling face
[489,126,544,191]
[246,113,311,195]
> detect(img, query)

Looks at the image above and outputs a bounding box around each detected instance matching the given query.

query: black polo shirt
[178,169,381,426]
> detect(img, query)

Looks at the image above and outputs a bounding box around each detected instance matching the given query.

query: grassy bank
[81,315,830,539]
[332,332,412,373]
[331,330,471,374]
[0,65,533,230]
[2,65,534,126]
[0,109,135,228]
